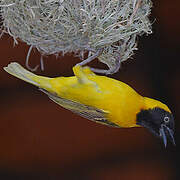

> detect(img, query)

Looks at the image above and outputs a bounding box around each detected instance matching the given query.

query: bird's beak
[159,124,176,147]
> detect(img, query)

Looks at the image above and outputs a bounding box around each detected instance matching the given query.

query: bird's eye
[164,116,170,123]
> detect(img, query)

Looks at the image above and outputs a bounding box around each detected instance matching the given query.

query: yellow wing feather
[40,88,119,127]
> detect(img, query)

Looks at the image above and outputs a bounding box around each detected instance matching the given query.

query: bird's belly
[62,88,143,127]
[50,76,144,127]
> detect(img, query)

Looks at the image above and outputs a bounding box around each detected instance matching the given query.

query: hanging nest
[0,0,152,74]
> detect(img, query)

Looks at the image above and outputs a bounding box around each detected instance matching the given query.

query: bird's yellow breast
[49,73,144,127]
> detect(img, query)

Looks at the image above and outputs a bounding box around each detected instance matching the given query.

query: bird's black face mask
[136,107,175,147]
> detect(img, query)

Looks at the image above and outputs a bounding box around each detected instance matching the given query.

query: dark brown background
[0,1,180,179]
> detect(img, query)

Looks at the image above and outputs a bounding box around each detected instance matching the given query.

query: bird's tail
[4,62,51,89]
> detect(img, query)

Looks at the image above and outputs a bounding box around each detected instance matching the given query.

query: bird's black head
[136,107,175,147]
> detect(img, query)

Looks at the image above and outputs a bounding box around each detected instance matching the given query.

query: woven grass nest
[0,0,152,74]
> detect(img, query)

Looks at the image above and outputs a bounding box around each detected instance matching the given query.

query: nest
[0,0,152,74]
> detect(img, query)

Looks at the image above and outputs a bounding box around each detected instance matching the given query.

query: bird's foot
[73,65,94,84]
[72,65,101,92]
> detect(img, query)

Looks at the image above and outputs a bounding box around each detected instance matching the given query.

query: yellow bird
[4,62,175,147]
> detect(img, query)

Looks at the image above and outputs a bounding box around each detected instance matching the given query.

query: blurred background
[0,0,179,179]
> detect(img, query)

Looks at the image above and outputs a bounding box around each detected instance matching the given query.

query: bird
[4,62,175,147]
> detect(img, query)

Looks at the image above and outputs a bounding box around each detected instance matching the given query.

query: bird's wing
[40,89,120,128]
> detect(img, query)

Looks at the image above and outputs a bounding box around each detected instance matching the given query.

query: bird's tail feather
[4,62,49,87]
